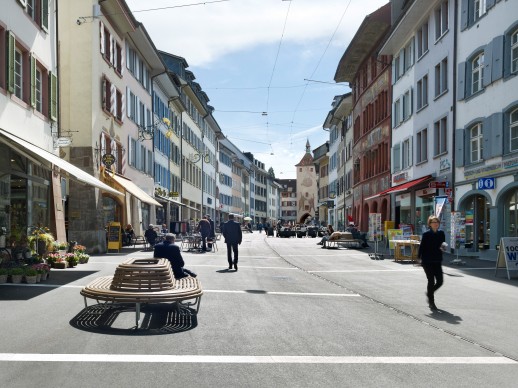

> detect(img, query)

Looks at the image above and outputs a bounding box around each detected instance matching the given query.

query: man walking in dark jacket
[197,216,211,252]
[222,214,242,271]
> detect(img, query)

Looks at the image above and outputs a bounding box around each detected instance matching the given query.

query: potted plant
[0,268,8,283]
[24,267,38,284]
[28,227,55,256]
[33,263,50,280]
[55,241,68,254]
[9,267,24,283]
[66,254,78,268]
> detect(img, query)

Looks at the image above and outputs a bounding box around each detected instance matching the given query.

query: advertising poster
[368,213,382,242]
[387,229,403,249]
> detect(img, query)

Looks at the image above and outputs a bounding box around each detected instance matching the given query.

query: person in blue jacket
[418,215,446,311]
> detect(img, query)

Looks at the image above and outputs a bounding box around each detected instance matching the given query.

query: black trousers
[422,262,443,302]
[226,243,239,265]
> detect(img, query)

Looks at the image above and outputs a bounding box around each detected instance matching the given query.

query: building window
[402,138,412,169]
[434,57,448,98]
[511,28,518,74]
[473,0,486,21]
[435,1,449,41]
[417,21,429,59]
[392,143,401,172]
[511,108,518,152]
[416,128,428,164]
[393,97,402,127]
[417,74,428,111]
[402,89,413,121]
[14,49,23,100]
[470,123,483,163]
[35,67,42,112]
[434,117,448,156]
[471,53,484,94]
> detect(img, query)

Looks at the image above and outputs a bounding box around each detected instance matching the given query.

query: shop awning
[0,129,123,197]
[365,175,433,201]
[110,174,162,207]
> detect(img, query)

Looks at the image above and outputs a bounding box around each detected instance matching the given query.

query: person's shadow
[426,308,462,324]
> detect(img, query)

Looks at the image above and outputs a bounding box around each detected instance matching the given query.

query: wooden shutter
[491,35,504,82]
[455,128,464,167]
[457,62,466,100]
[49,71,57,121]
[99,21,105,55]
[30,55,36,108]
[7,31,15,94]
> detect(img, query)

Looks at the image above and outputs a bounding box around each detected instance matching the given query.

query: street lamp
[137,117,173,142]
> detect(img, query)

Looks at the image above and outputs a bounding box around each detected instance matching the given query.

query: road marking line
[309,269,421,273]
[0,354,514,364]
[0,284,359,297]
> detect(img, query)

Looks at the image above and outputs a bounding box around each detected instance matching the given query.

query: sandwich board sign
[495,237,518,279]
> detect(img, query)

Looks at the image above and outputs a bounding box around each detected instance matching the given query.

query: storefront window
[505,189,518,237]
[415,193,434,234]
[102,197,118,226]
[462,195,490,250]
[396,194,411,225]
[141,203,150,229]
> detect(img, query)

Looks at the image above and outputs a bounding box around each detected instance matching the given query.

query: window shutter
[121,90,125,122]
[409,136,413,167]
[126,87,131,119]
[41,0,49,32]
[487,113,503,158]
[457,62,466,100]
[30,55,36,108]
[110,36,115,65]
[120,44,125,75]
[7,31,15,94]
[100,21,105,55]
[460,0,469,30]
[486,0,496,9]
[455,128,465,167]
[503,33,511,78]
[484,41,493,87]
[391,59,396,85]
[49,72,57,121]
[491,35,504,82]
[110,84,116,115]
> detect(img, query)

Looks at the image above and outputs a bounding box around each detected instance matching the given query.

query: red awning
[364,175,433,201]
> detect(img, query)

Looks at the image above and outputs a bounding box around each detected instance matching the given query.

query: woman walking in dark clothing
[418,215,446,311]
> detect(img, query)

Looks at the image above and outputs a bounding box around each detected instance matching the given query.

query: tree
[268,167,275,178]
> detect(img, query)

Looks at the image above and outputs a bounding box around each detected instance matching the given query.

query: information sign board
[495,237,518,279]
[107,222,121,252]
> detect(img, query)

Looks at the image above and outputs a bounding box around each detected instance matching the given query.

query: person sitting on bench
[144,224,158,249]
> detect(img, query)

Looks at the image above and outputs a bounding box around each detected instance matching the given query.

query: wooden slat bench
[80,258,202,327]
[326,232,364,249]
[132,236,148,250]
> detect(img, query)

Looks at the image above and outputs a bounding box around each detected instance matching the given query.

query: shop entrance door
[463,195,490,251]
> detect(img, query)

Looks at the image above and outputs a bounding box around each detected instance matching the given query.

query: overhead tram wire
[264,0,293,150]
[288,0,354,147]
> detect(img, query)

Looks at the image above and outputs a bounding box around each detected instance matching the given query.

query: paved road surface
[1,231,517,387]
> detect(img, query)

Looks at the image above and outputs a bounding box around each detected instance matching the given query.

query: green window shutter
[41,0,49,32]
[49,72,57,121]
[7,31,15,94]
[30,55,36,108]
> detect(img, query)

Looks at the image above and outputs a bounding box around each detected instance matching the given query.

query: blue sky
[126,0,388,178]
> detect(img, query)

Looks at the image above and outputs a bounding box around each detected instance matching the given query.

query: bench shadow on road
[70,303,198,335]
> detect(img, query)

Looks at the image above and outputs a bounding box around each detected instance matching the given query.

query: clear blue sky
[126,0,388,178]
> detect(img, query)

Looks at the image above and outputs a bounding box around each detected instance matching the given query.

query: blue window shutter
[484,41,493,87]
[486,0,496,9]
[482,117,492,159]
[503,108,511,154]
[460,0,469,30]
[491,35,504,82]
[455,128,465,167]
[464,127,471,165]
[491,112,503,157]
[457,62,466,100]
[503,33,511,78]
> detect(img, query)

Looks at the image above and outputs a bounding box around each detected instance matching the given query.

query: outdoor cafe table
[389,239,421,262]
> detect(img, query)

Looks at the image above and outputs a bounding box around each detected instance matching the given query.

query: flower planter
[52,262,66,269]
[25,275,37,284]
[10,275,23,284]
[0,274,7,284]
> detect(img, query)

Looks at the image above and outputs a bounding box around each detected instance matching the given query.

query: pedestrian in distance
[222,214,242,271]
[153,233,196,279]
[317,224,334,248]
[144,224,158,250]
[418,215,446,311]
[197,216,211,253]
[205,214,215,250]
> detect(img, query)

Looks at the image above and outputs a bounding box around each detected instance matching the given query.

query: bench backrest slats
[110,258,176,292]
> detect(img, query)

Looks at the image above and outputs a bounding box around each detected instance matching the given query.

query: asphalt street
[0,231,517,388]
